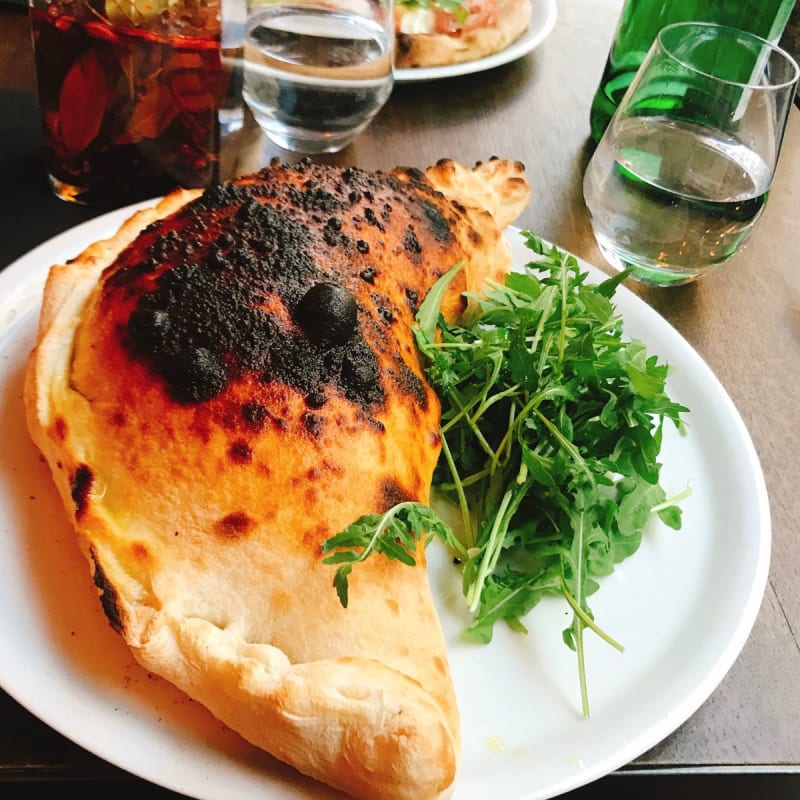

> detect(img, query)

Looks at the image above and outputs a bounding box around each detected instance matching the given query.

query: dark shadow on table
[2,770,800,799]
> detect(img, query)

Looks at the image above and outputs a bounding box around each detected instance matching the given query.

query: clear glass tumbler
[242,0,394,153]
[583,21,800,287]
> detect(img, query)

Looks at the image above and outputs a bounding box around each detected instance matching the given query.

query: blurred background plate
[394,0,557,83]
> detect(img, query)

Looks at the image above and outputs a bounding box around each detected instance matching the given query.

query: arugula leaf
[414,261,464,355]
[321,501,465,607]
[321,232,691,716]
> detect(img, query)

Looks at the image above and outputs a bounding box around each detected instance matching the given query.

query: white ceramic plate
[393,0,557,83]
[0,207,770,800]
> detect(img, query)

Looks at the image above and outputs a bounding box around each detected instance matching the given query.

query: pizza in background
[394,0,532,69]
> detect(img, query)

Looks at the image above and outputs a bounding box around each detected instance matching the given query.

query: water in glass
[583,116,772,286]
[243,6,393,153]
[583,21,799,286]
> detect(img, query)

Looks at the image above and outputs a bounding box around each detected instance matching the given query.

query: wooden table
[1,1,799,797]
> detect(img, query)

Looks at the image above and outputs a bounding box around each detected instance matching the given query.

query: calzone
[24,157,530,800]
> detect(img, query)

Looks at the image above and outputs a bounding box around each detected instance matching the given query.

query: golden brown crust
[24,159,530,800]
[394,0,532,69]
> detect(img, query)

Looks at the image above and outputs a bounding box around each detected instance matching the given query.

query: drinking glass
[28,0,245,206]
[583,21,800,287]
[242,0,394,153]
[588,0,796,144]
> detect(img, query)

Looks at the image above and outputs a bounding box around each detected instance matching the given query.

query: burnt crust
[100,161,470,426]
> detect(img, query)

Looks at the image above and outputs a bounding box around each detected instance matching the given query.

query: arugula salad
[323,233,690,715]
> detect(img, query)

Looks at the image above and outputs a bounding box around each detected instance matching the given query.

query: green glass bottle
[589,0,797,143]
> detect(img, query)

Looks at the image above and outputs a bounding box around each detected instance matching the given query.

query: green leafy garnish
[323,232,691,716]
[396,0,470,25]
[321,502,466,608]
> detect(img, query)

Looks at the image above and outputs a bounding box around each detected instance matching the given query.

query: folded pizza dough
[24,157,530,799]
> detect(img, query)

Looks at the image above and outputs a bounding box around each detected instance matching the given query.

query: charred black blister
[377,305,395,323]
[303,412,325,435]
[306,389,327,408]
[242,402,268,428]
[128,305,172,350]
[391,363,428,410]
[70,463,93,519]
[122,171,398,411]
[295,282,358,346]
[421,199,453,242]
[90,548,123,633]
[380,476,412,510]
[342,343,381,404]
[207,249,231,271]
[402,226,422,260]
[164,346,228,403]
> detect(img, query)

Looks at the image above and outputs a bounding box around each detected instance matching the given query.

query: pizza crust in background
[395,0,532,69]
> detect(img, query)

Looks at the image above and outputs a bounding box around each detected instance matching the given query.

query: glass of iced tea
[28,0,245,205]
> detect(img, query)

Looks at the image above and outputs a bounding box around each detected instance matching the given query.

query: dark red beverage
[29,1,225,205]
